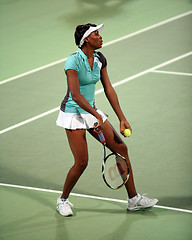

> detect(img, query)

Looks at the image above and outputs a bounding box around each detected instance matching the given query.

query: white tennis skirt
[56,109,108,130]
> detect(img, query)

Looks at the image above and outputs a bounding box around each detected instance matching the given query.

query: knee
[75,157,88,172]
[80,159,88,171]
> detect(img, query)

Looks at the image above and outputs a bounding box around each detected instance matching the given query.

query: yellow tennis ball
[124,129,131,137]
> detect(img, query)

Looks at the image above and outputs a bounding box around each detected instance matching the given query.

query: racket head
[102,152,129,190]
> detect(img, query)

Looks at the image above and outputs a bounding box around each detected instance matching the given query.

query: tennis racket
[94,123,130,190]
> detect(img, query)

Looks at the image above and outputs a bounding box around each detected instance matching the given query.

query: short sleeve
[64,53,78,72]
[97,52,107,69]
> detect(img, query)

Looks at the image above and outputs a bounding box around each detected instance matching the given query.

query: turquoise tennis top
[60,48,107,114]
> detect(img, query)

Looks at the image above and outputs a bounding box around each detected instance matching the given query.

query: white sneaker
[127,194,158,211]
[56,197,73,216]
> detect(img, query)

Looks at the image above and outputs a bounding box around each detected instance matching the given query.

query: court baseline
[0,183,192,214]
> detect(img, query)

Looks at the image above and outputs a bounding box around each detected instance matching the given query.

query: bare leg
[61,129,88,199]
[88,120,137,198]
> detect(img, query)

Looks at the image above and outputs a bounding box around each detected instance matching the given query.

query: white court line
[0,11,191,86]
[152,70,192,76]
[0,107,60,135]
[0,183,192,214]
[0,51,191,135]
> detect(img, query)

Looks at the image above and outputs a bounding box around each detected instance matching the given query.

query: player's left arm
[100,67,132,135]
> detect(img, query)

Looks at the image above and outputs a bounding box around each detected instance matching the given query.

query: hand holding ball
[124,129,132,137]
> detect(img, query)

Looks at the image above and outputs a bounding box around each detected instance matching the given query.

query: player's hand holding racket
[94,123,130,190]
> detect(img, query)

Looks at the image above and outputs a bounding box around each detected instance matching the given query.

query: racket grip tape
[94,123,106,144]
[98,132,106,144]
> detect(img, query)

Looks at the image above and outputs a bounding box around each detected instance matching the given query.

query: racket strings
[115,155,128,181]
[104,153,128,189]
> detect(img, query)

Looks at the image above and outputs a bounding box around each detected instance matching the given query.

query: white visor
[79,24,104,47]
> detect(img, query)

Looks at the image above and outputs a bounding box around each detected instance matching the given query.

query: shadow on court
[55,201,158,240]
[59,0,132,25]
[158,196,192,210]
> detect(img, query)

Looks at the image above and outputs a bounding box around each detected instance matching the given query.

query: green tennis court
[0,1,192,239]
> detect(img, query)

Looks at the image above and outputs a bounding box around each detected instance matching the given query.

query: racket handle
[94,123,106,144]
[98,132,106,144]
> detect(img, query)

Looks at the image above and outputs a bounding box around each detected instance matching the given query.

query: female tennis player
[56,23,158,216]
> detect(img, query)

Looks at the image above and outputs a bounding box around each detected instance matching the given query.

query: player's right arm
[66,69,103,127]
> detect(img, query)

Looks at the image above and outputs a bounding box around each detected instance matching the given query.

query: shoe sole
[127,206,153,211]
